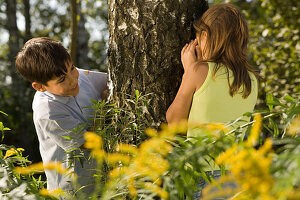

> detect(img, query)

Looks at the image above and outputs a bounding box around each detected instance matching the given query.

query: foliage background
[0,0,299,176]
[0,0,299,199]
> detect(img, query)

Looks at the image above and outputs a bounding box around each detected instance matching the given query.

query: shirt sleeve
[86,71,107,99]
[37,106,87,151]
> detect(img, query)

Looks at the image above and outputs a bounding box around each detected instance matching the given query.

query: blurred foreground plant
[202,95,300,200]
[1,93,299,200]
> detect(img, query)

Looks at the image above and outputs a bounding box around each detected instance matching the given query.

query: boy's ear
[32,82,46,92]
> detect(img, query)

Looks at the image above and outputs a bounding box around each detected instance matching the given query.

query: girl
[166,3,258,137]
[166,3,259,199]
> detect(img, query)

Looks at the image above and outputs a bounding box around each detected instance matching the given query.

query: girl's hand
[181,39,198,73]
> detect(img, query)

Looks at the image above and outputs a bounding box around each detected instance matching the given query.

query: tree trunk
[6,0,23,98]
[6,0,40,162]
[70,0,78,65]
[6,0,20,65]
[23,0,31,41]
[108,0,208,126]
[76,1,90,69]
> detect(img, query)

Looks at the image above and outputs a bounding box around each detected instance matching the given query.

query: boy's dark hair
[15,37,71,85]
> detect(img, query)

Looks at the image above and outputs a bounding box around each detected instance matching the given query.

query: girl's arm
[166,71,196,123]
[166,40,199,124]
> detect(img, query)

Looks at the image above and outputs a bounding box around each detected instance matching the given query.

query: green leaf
[283,95,295,103]
[0,111,8,116]
[266,94,274,112]
[266,94,288,108]
[91,99,98,104]
[135,90,140,99]
[62,136,72,140]
[269,118,279,137]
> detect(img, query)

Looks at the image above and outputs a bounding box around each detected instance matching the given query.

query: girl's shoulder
[192,62,210,92]
[192,61,209,74]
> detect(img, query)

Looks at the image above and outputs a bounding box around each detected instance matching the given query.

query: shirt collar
[44,91,73,104]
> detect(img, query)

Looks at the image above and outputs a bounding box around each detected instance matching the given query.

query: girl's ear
[32,82,46,92]
[201,31,207,40]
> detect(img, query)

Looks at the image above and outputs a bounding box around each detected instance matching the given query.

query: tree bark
[6,0,40,162]
[108,0,208,126]
[6,0,24,97]
[76,1,90,69]
[70,0,78,65]
[6,0,20,64]
[23,0,31,41]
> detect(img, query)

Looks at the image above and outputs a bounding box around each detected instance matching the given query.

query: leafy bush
[1,93,299,199]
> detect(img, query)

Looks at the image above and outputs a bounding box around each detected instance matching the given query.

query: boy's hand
[181,39,198,73]
[101,89,108,101]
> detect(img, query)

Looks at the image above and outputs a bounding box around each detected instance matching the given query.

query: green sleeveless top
[187,62,258,137]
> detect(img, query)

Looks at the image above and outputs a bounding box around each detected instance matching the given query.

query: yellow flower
[4,148,17,159]
[226,147,274,197]
[39,188,65,197]
[106,125,175,199]
[4,148,24,159]
[106,153,131,165]
[17,148,25,152]
[107,135,172,199]
[84,132,102,149]
[44,161,68,174]
[160,121,188,137]
[92,149,105,163]
[39,188,49,196]
[128,175,137,197]
[153,178,162,186]
[257,138,273,155]
[144,182,169,199]
[205,123,229,132]
[287,115,300,136]
[139,138,173,156]
[14,162,44,175]
[287,188,300,200]
[216,144,238,165]
[145,128,159,137]
[14,161,67,175]
[131,159,163,182]
[109,167,127,178]
[117,144,138,155]
[245,114,262,147]
[142,154,169,175]
[213,116,275,199]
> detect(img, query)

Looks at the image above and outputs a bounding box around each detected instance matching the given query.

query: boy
[15,37,107,194]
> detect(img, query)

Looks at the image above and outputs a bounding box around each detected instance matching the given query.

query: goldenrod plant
[0,93,299,199]
[0,111,57,200]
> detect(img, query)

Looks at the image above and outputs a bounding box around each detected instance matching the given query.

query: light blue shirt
[32,69,107,193]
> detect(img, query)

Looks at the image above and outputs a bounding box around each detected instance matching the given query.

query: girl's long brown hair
[193,3,258,98]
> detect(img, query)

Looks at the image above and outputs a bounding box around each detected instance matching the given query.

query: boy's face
[33,62,80,97]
